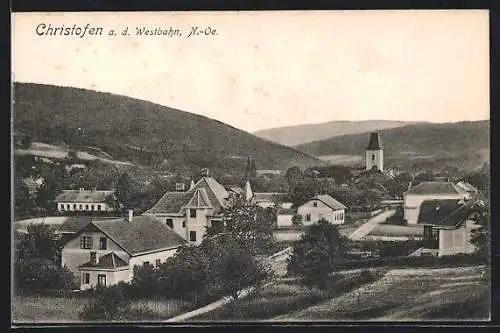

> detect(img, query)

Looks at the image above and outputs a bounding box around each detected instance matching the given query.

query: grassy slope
[295,121,490,170]
[13,83,323,175]
[254,120,423,147]
[272,265,489,321]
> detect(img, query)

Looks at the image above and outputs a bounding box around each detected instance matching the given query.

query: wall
[79,268,129,290]
[277,214,293,228]
[155,214,188,240]
[438,222,477,257]
[57,202,114,212]
[185,207,213,245]
[366,149,383,171]
[128,248,179,281]
[61,231,130,277]
[404,193,465,225]
[297,199,345,225]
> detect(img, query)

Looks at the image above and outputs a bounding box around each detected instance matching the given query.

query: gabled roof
[56,216,120,234]
[74,215,186,256]
[366,132,382,150]
[184,188,212,208]
[417,199,476,228]
[307,194,346,210]
[55,189,115,203]
[78,252,128,270]
[405,182,466,195]
[146,177,229,215]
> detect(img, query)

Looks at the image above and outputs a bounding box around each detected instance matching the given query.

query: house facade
[60,212,186,290]
[55,188,117,213]
[416,199,482,257]
[403,182,468,225]
[145,175,229,245]
[297,194,347,225]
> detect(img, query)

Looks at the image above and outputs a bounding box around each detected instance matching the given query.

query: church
[365,132,384,172]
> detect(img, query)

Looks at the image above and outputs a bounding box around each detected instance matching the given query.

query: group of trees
[14,224,74,292]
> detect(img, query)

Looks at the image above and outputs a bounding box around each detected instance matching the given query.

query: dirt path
[348,209,395,241]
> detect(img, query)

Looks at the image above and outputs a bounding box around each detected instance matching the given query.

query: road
[348,209,396,241]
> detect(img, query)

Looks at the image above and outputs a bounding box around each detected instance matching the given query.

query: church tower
[365,132,384,171]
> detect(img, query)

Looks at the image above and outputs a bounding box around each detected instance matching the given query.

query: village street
[348,209,396,241]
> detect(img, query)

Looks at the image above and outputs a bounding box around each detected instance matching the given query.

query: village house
[60,211,186,290]
[403,182,469,225]
[145,170,230,245]
[297,194,347,225]
[455,180,479,199]
[55,188,117,214]
[415,199,482,257]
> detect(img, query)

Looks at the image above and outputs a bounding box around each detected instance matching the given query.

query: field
[191,269,384,321]
[11,294,192,323]
[15,142,134,166]
[271,265,489,321]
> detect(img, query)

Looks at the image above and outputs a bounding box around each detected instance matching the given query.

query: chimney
[175,183,186,191]
[79,187,84,192]
[189,179,195,191]
[201,168,210,177]
[127,209,134,222]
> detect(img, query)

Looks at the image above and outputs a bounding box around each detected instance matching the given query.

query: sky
[12,10,489,133]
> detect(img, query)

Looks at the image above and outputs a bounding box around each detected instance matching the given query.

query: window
[166,218,173,229]
[190,231,197,242]
[73,204,77,210]
[85,205,89,210]
[60,204,64,210]
[306,214,311,221]
[83,273,90,284]
[97,205,101,211]
[98,274,106,287]
[90,251,97,263]
[91,205,95,211]
[182,221,186,228]
[99,237,107,250]
[66,204,70,210]
[79,204,83,210]
[80,236,93,249]
[313,202,318,208]
[155,259,161,268]
[372,154,375,161]
[190,209,197,218]
[143,261,150,266]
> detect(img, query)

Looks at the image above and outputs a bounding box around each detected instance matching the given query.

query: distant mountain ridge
[295,120,490,171]
[254,120,426,146]
[13,83,324,176]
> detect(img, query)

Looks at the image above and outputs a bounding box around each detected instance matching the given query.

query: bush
[15,259,74,291]
[80,285,133,321]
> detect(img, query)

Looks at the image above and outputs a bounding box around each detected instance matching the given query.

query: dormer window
[313,202,318,208]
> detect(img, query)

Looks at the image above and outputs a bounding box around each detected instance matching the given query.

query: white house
[416,199,482,257]
[145,173,230,245]
[276,208,295,228]
[55,188,117,213]
[297,194,347,225]
[60,212,186,290]
[403,182,468,225]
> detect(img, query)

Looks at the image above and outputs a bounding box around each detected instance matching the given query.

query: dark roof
[366,132,382,150]
[78,252,128,270]
[80,215,186,255]
[146,177,229,215]
[417,199,475,228]
[55,189,114,203]
[308,194,346,210]
[405,182,466,195]
[56,216,119,234]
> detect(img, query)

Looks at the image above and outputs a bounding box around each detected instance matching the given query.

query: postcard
[11,10,490,324]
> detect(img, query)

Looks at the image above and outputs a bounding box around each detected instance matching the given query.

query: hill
[13,83,324,177]
[295,121,490,171]
[253,120,424,146]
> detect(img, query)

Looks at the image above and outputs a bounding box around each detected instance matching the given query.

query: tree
[287,219,349,288]
[201,234,271,300]
[206,194,276,255]
[471,199,490,259]
[115,173,134,210]
[15,224,61,262]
